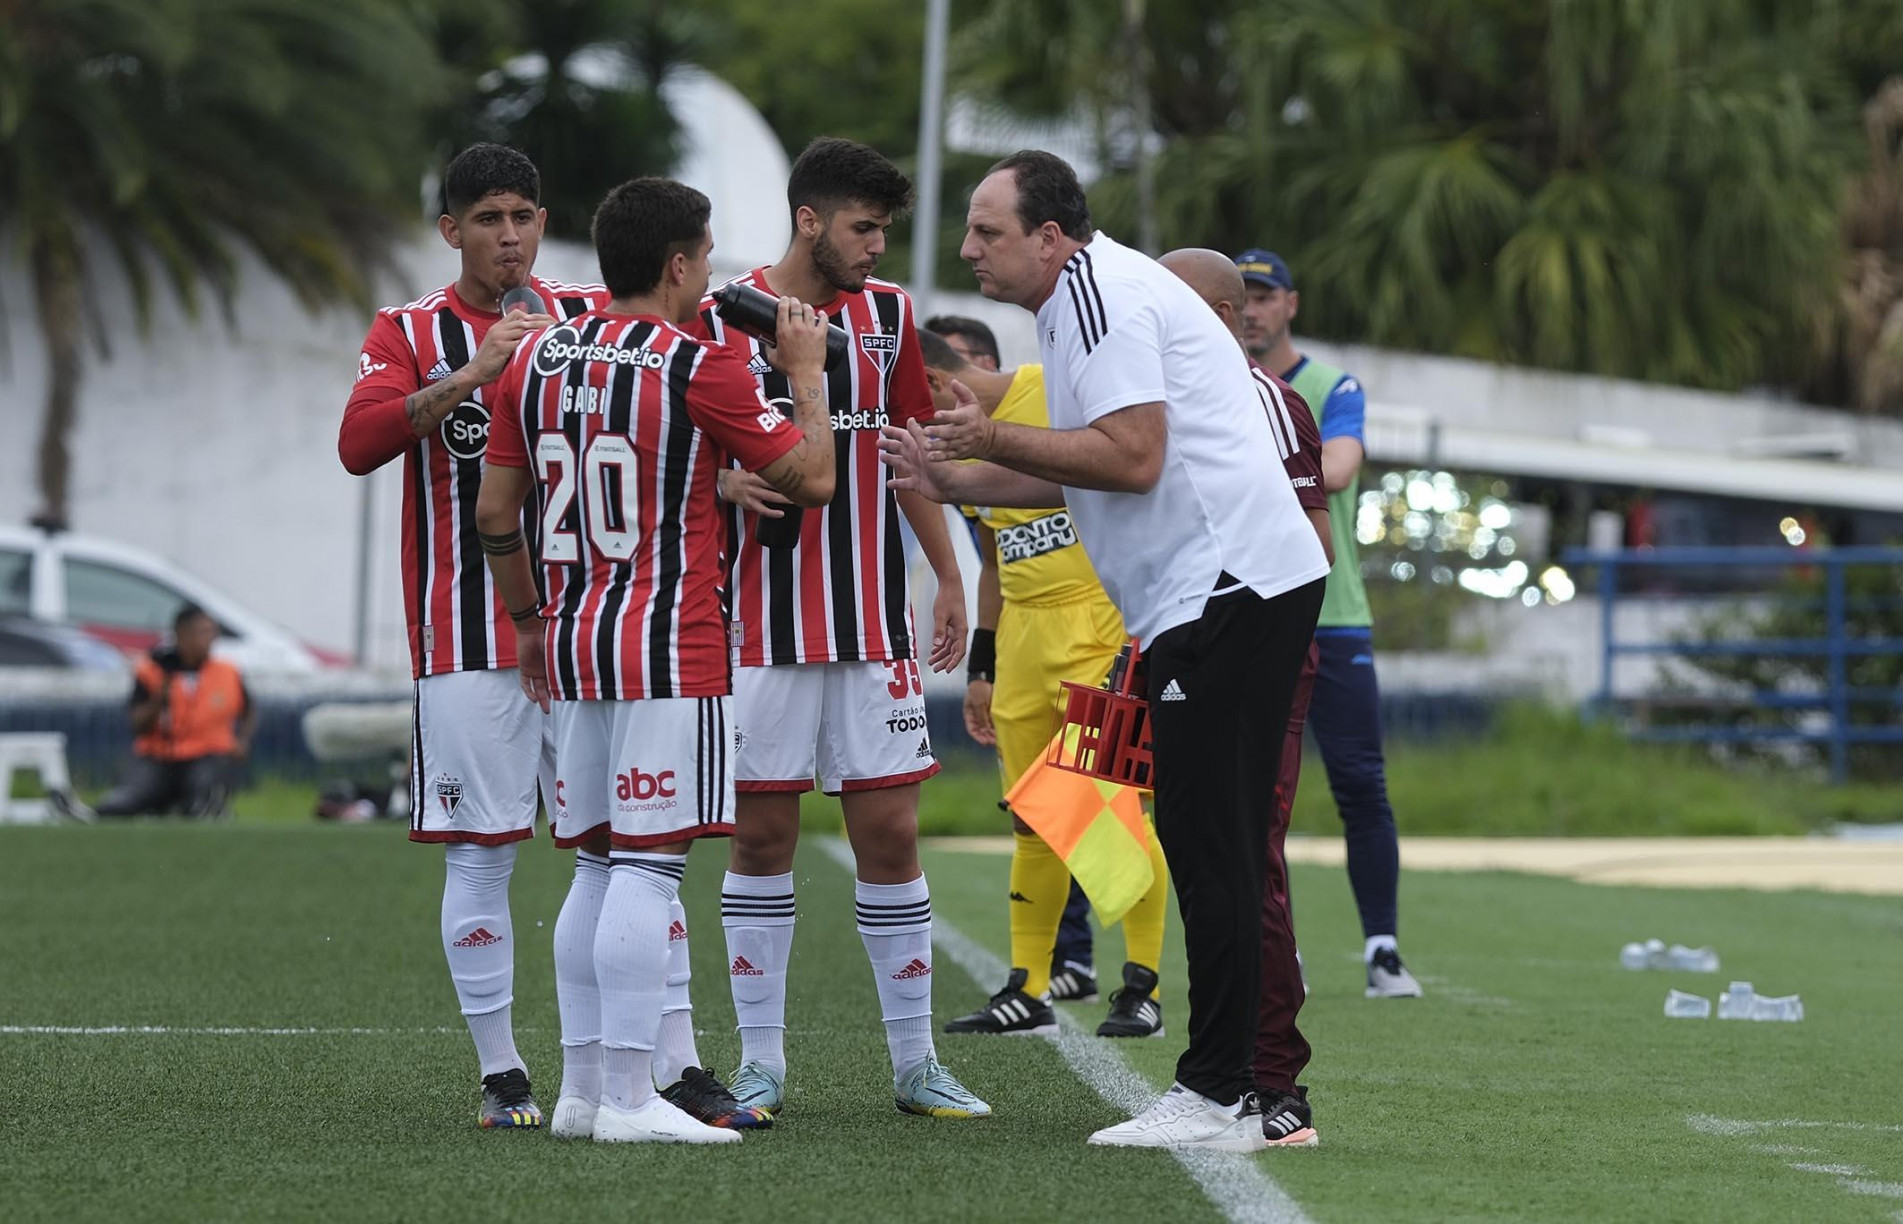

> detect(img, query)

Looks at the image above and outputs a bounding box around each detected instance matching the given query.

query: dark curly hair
[442,143,541,217]
[787,137,916,226]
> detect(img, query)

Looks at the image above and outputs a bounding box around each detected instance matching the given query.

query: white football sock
[721,870,795,1076]
[855,875,936,1082]
[441,841,522,1078]
[654,897,700,1088]
[595,853,685,1111]
[554,850,611,1101]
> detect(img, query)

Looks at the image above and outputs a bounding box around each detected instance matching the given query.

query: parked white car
[0,525,341,674]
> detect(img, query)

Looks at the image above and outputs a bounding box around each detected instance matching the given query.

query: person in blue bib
[1233,248,1423,1000]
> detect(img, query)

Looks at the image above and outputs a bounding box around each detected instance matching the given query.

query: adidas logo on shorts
[915,736,932,760]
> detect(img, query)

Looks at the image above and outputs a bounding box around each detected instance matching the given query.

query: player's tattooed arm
[402,371,478,437]
[758,378,835,506]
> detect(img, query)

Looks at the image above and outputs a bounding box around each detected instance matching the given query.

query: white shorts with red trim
[410,669,546,845]
[549,696,735,849]
[732,660,939,795]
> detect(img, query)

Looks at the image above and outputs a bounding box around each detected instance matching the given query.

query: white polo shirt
[1034,232,1330,646]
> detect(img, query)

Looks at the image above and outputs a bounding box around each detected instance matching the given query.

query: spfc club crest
[859,331,897,376]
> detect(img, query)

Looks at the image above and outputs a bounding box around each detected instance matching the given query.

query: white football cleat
[550,1095,598,1139]
[592,1096,742,1145]
[1087,1084,1268,1151]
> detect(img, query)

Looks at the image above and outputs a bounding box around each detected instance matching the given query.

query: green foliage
[0,0,441,323]
[426,0,699,239]
[954,0,1903,407]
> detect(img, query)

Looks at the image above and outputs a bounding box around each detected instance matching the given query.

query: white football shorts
[549,696,735,850]
[410,669,548,845]
[732,660,939,795]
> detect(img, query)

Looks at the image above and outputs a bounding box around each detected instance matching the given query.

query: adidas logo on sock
[890,957,932,980]
[453,926,502,948]
[668,920,688,943]
[730,955,765,977]
[1160,679,1186,702]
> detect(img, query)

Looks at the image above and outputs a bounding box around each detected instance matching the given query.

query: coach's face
[962,171,1050,309]
[441,189,546,302]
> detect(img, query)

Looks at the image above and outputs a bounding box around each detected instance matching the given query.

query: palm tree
[954,0,1896,407]
[0,0,442,528]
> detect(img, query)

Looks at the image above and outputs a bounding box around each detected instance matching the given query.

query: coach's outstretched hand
[878,420,956,504]
[469,309,557,385]
[921,379,994,462]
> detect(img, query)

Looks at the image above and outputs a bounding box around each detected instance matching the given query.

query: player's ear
[796,204,822,241]
[438,213,460,250]
[1287,289,1299,319]
[533,206,548,238]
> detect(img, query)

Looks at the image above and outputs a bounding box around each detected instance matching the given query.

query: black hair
[915,328,970,373]
[923,315,999,365]
[174,602,212,632]
[442,143,541,217]
[987,150,1092,242]
[592,177,711,299]
[787,137,916,228]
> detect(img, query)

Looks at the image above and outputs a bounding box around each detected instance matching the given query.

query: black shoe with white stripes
[943,968,1058,1036]
[1047,961,1099,1003]
[1095,962,1165,1038]
[1258,1085,1318,1147]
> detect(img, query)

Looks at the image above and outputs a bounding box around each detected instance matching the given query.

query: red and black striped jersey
[1251,367,1327,512]
[695,270,934,668]
[486,311,801,701]
[342,278,608,679]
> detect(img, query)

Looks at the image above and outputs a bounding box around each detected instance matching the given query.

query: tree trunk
[30,234,83,531]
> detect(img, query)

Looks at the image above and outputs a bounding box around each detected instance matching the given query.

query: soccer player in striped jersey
[478,177,837,1144]
[1163,247,1328,1147]
[698,138,989,1120]
[339,144,608,1129]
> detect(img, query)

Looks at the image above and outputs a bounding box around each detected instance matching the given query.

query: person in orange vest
[96,603,254,817]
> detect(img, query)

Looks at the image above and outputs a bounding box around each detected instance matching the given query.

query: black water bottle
[756,505,804,550]
[710,282,851,370]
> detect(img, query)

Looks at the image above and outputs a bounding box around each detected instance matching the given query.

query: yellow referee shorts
[992,594,1128,788]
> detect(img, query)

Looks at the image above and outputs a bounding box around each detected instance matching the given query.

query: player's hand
[963,678,996,746]
[765,296,827,379]
[468,309,557,385]
[921,380,995,462]
[515,629,551,713]
[928,580,967,672]
[720,468,796,518]
[879,420,958,504]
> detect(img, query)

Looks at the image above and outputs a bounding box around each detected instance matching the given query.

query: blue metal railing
[1562,547,1903,783]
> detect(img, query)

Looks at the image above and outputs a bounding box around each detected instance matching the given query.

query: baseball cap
[1234,248,1292,291]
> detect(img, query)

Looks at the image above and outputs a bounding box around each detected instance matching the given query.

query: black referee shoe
[944,968,1058,1036]
[1095,962,1165,1038]
[1047,961,1099,1003]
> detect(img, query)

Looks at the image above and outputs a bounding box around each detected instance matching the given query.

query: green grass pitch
[4,822,1900,1223]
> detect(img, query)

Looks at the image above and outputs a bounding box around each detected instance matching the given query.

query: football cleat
[1087,1084,1266,1151]
[944,968,1058,1036]
[1047,960,1099,1003]
[477,1068,544,1130]
[550,1095,598,1139]
[1258,1085,1319,1147]
[661,1066,774,1129]
[895,1059,992,1119]
[592,1095,741,1145]
[1366,947,1424,998]
[1095,962,1165,1038]
[726,1060,786,1116]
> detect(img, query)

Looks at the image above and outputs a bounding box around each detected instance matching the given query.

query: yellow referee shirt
[963,366,1111,607]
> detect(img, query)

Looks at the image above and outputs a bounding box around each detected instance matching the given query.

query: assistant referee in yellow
[915,327,1170,1040]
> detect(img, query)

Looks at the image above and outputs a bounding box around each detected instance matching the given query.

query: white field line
[1688,1114,1903,1136]
[820,838,1312,1224]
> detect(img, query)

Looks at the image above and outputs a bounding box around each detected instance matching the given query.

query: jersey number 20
[536,434,640,562]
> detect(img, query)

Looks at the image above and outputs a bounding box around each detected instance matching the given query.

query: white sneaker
[592,1096,742,1145]
[1086,1084,1269,1151]
[550,1095,598,1139]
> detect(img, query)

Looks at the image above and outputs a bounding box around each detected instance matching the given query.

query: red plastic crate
[1049,640,1154,788]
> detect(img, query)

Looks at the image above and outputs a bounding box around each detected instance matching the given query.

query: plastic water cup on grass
[1717,982,1756,1020]
[1664,990,1712,1019]
[1620,942,1651,970]
[1666,944,1720,973]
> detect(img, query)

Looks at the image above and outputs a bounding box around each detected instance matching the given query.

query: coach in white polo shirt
[881,150,1329,1151]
